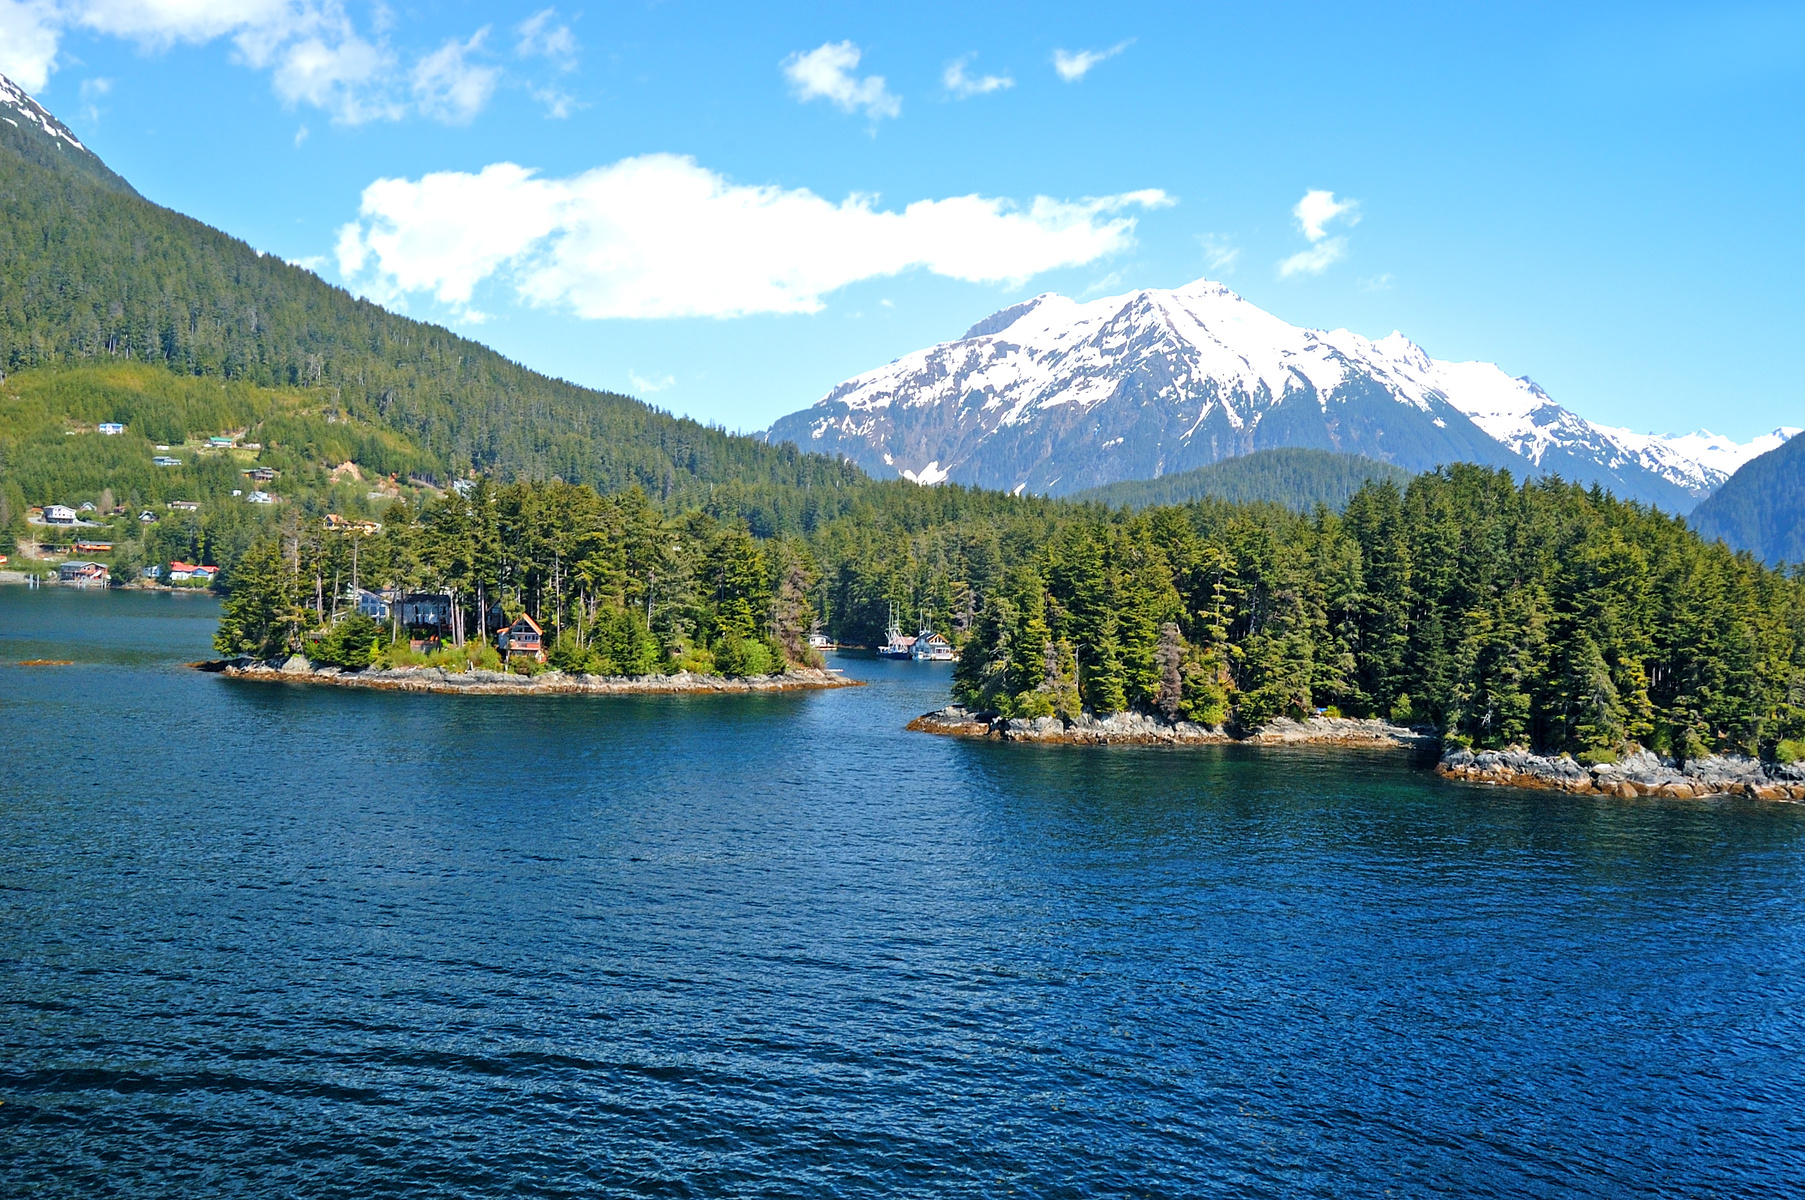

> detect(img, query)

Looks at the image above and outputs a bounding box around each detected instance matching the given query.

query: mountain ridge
[0,71,862,517]
[767,278,1792,508]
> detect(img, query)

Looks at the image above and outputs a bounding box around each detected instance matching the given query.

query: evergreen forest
[212,464,1805,765]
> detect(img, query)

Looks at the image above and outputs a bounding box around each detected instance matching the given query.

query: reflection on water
[3,587,1804,1198]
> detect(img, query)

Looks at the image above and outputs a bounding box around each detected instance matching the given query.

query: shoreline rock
[1437,746,1805,802]
[205,657,860,695]
[906,706,1435,748]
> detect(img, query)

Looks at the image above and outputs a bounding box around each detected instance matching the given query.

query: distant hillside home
[138,510,157,523]
[43,504,77,524]
[499,614,545,663]
[97,422,123,434]
[58,560,108,584]
[247,491,276,504]
[168,500,199,511]
[351,587,389,619]
[153,456,182,467]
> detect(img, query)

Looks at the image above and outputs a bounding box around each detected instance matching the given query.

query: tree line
[215,464,1805,762]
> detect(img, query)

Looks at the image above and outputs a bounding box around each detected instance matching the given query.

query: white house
[97,422,124,435]
[43,504,77,524]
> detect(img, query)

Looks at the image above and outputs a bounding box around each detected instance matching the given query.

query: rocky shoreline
[1438,747,1805,801]
[204,655,860,695]
[907,706,1435,748]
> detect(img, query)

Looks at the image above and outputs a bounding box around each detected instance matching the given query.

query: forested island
[198,462,1805,781]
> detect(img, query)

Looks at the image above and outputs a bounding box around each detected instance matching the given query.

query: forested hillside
[1069,448,1411,511]
[1689,435,1805,567]
[0,95,862,507]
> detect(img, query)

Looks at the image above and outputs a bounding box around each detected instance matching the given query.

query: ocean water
[3,587,1803,1198]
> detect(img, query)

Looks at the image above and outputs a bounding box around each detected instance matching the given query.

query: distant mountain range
[767,279,1796,510]
[1690,434,1805,567]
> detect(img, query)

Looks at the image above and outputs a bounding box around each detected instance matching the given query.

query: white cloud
[515,8,576,70]
[629,370,675,394]
[0,0,63,91]
[336,153,1172,320]
[782,41,900,120]
[412,29,497,125]
[0,2,502,126]
[1279,238,1347,277]
[1052,40,1132,82]
[1360,272,1395,292]
[943,55,1012,98]
[1293,189,1358,241]
[1200,233,1239,273]
[1279,190,1359,277]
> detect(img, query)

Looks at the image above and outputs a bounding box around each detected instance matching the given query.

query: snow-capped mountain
[765,278,1794,508]
[0,73,136,194]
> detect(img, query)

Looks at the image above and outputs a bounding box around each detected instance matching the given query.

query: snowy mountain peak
[768,277,1786,508]
[0,73,88,153]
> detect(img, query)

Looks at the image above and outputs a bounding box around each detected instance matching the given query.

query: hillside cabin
[168,500,199,511]
[58,561,108,584]
[153,456,182,467]
[43,505,77,525]
[72,541,112,554]
[139,510,157,523]
[208,436,235,447]
[352,588,390,619]
[247,491,276,504]
[97,422,124,435]
[499,615,546,663]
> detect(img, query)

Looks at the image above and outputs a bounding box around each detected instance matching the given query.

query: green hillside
[0,102,863,510]
[1689,435,1805,567]
[1069,448,1413,511]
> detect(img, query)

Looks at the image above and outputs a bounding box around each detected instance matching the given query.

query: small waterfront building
[97,422,124,435]
[167,561,199,581]
[141,565,160,579]
[910,631,955,661]
[43,504,77,525]
[58,560,108,584]
[398,593,453,632]
[499,614,545,663]
[192,565,219,583]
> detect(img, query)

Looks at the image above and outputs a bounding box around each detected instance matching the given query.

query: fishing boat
[877,603,916,659]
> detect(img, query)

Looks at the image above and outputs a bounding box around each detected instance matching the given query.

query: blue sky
[5,1,1802,439]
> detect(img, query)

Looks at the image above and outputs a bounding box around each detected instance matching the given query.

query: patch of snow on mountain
[0,73,89,152]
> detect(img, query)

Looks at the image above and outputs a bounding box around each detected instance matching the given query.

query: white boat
[877,603,916,659]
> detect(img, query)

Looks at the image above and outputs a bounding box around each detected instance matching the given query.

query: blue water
[3,588,1804,1198]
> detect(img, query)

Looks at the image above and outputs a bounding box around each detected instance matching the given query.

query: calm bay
[3,587,1803,1197]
